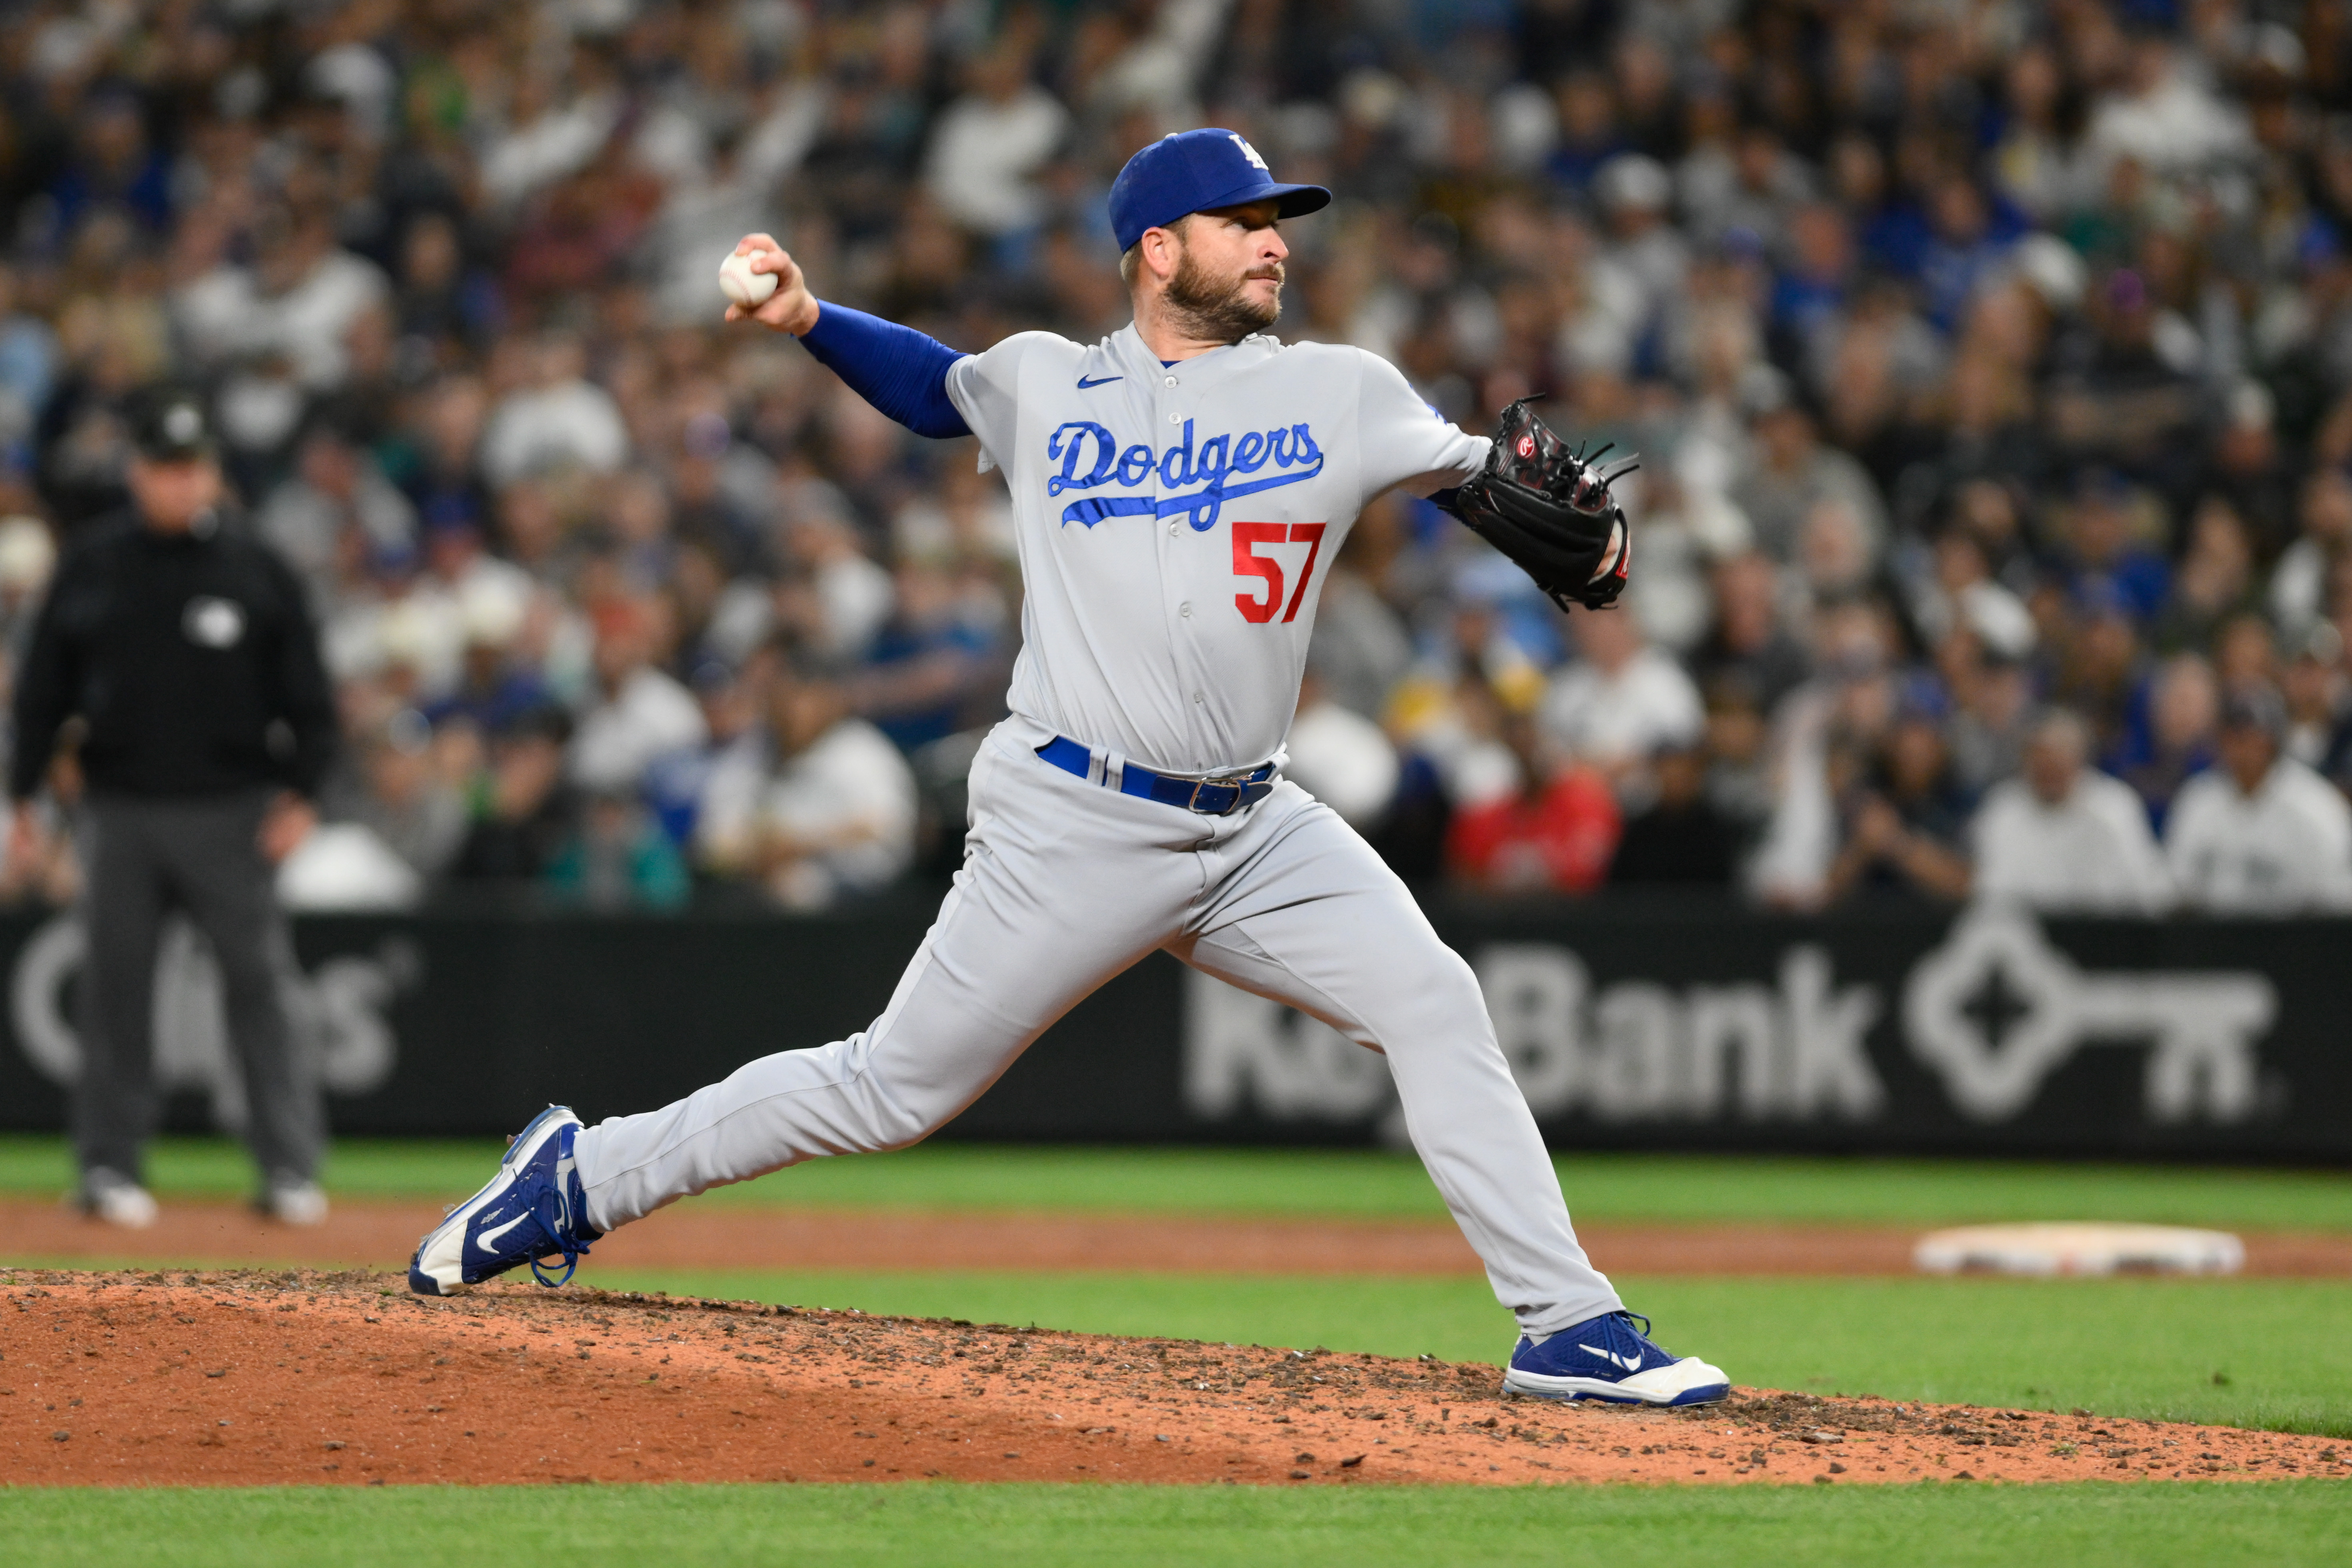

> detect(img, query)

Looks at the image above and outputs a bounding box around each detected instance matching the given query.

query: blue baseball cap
[1107,128,1331,253]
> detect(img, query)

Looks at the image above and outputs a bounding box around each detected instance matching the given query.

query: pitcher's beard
[1165,248,1283,342]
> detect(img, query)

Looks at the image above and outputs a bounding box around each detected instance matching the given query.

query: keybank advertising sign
[0,905,2339,1158]
[1187,906,2296,1152]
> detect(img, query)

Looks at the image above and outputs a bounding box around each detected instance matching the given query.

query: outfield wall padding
[0,900,2343,1159]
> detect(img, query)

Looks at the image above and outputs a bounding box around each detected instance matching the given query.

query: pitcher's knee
[785,1043,979,1152]
[863,1071,979,1149]
[1368,951,1497,1055]
[855,1094,938,1151]
[1411,949,1490,1025]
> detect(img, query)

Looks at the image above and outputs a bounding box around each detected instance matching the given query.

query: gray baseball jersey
[943,325,1488,776]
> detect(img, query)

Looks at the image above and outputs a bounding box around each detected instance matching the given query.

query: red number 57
[1231,521,1327,624]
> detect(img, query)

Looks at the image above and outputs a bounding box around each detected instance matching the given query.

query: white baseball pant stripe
[572,720,1624,1336]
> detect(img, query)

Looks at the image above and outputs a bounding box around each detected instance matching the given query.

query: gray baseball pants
[75,792,321,1186]
[573,721,1623,1336]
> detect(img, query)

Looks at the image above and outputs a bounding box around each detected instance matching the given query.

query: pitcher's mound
[2,1270,2336,1487]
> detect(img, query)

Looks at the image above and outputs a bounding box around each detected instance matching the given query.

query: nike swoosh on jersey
[1076,374,1123,389]
[476,1211,532,1252]
[1579,1343,1642,1371]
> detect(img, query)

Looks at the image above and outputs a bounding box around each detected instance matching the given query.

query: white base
[1914,1222,2244,1277]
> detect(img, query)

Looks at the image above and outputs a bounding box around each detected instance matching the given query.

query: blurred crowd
[6,0,2352,915]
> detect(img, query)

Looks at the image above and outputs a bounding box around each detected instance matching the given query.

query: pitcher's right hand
[725,234,820,337]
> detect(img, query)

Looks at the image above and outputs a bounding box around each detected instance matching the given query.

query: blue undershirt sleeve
[797,303,972,439]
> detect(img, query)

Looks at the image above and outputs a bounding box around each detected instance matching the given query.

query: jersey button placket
[1160,375,1210,755]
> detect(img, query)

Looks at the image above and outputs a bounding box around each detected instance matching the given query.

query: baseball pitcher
[410,130,1725,1407]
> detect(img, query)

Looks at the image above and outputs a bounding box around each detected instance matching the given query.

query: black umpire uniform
[10,392,339,1210]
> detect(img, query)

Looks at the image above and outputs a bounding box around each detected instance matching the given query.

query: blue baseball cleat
[408,1106,600,1296]
[1502,1310,1730,1406]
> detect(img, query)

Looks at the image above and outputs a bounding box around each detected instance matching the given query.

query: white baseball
[719,250,779,308]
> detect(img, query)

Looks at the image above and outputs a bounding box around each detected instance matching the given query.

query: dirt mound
[4,1270,2342,1488]
[8,1200,2349,1278]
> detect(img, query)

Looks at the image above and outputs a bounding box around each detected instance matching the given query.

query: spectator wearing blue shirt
[1827,134,1933,283]
[854,556,1007,753]
[2055,470,2172,626]
[1769,204,1856,364]
[1544,72,1629,202]
[2051,580,2160,777]
[45,90,175,239]
[1915,176,2026,334]
[0,264,58,453]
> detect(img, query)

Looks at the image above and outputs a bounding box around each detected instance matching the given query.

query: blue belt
[1035,735,1275,816]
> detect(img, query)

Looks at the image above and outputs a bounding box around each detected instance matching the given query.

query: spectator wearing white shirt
[176,203,391,393]
[2268,468,2352,645]
[1539,605,1704,780]
[480,333,629,489]
[1567,155,1689,379]
[771,504,897,663]
[477,66,623,211]
[570,603,708,795]
[922,45,1069,239]
[1972,709,2173,915]
[2084,35,2253,180]
[257,426,417,609]
[0,514,56,656]
[1731,398,1885,566]
[1283,668,1399,830]
[698,653,916,910]
[2166,687,2352,914]
[1302,513,1415,719]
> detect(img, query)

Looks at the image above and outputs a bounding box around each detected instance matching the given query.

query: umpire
[9,389,340,1228]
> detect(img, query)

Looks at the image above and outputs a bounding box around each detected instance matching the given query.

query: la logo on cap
[1228,133,1269,171]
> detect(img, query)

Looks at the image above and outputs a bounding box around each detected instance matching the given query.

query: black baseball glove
[1444,399,1633,612]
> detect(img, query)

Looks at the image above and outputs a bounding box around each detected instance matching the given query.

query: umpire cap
[1107,129,1331,252]
[130,387,216,462]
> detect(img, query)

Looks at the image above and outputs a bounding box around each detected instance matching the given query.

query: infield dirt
[4,1270,2344,1489]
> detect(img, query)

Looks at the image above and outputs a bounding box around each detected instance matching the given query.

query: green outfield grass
[2,1135,2346,1231]
[2,1481,2346,1568]
[551,1266,2352,1438]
